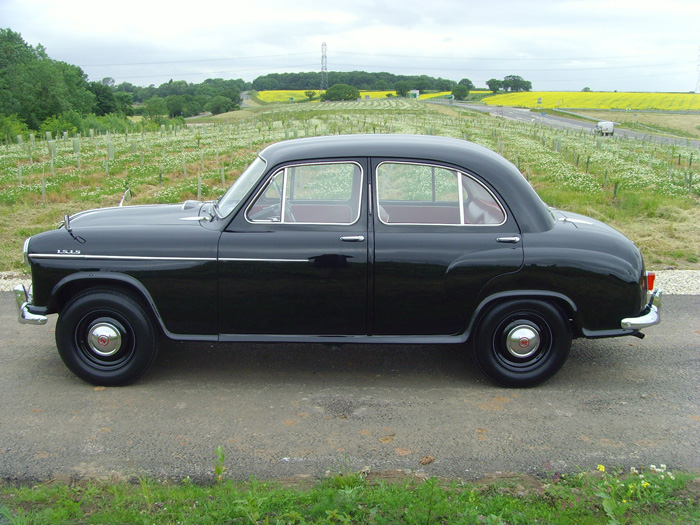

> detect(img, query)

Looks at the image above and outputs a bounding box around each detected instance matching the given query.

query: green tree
[393,81,412,97]
[372,79,390,91]
[0,29,94,129]
[89,81,118,116]
[0,114,29,141]
[458,78,475,90]
[144,96,167,121]
[486,78,502,93]
[204,95,234,115]
[304,90,316,100]
[452,84,470,101]
[321,84,359,101]
[436,78,457,91]
[502,75,532,92]
[252,76,280,91]
[40,110,82,137]
[114,91,134,116]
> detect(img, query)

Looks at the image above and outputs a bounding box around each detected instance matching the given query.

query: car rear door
[370,159,524,337]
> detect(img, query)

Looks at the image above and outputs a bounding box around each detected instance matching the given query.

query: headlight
[22,237,31,266]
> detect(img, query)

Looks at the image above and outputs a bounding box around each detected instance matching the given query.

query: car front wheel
[473,299,571,387]
[55,289,158,386]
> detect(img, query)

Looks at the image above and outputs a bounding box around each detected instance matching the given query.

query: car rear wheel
[473,299,571,387]
[55,289,158,386]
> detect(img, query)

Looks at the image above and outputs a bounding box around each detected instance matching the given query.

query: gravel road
[1,290,699,484]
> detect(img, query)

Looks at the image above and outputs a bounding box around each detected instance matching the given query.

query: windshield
[216,156,267,217]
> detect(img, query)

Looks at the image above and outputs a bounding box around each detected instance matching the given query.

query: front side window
[247,162,362,224]
[376,162,505,226]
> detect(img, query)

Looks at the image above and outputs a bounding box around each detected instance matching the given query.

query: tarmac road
[448,102,700,148]
[1,292,699,483]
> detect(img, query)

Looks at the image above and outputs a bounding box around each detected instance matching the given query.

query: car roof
[260,134,502,167]
[258,134,554,233]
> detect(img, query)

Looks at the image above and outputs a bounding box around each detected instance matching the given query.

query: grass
[1,465,698,524]
[1,101,698,272]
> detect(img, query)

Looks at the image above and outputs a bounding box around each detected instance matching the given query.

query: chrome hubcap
[87,322,122,357]
[506,324,540,358]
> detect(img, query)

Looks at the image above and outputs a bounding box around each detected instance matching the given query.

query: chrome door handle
[496,236,521,244]
[340,235,365,242]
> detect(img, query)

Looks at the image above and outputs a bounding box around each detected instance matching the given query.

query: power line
[99,63,318,81]
[79,52,317,68]
[331,61,693,73]
[341,52,652,61]
[78,50,665,69]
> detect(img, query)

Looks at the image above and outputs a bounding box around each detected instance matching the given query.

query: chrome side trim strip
[30,253,309,263]
[219,258,308,263]
[29,254,216,262]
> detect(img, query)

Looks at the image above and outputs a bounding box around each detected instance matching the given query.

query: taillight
[646,271,656,290]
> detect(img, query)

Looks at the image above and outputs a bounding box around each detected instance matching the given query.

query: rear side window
[376,162,505,225]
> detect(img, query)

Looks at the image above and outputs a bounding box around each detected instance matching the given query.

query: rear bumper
[621,289,662,330]
[13,284,48,325]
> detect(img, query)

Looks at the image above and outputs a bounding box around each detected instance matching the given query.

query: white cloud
[2,0,698,91]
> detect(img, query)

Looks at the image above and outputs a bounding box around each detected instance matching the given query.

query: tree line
[1,27,532,139]
[0,29,246,138]
[252,71,531,97]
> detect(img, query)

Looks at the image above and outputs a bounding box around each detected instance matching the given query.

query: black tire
[473,300,571,387]
[55,289,158,386]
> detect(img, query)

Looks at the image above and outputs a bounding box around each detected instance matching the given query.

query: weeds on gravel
[1,463,698,524]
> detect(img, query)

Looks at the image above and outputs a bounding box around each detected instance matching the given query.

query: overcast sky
[2,0,699,92]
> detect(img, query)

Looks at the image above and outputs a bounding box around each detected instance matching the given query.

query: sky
[2,0,699,93]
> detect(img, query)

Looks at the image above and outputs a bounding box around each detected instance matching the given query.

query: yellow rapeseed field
[483,91,700,111]
[254,90,454,103]
[255,90,314,103]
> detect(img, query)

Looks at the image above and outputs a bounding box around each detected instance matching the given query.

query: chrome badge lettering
[57,249,81,255]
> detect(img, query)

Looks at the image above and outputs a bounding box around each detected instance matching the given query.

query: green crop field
[1,100,698,272]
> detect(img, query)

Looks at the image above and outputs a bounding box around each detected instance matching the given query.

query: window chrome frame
[374,161,507,227]
[245,161,364,226]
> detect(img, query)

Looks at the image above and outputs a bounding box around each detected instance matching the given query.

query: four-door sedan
[15,134,661,387]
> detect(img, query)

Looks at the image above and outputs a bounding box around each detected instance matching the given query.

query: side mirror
[119,188,132,207]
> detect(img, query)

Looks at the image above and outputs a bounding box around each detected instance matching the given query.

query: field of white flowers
[0,99,697,270]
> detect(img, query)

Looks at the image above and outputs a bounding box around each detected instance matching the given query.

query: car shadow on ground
[149,340,484,387]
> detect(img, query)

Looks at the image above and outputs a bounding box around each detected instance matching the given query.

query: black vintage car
[15,134,661,387]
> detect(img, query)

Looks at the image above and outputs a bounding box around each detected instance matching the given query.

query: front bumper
[621,289,662,330]
[14,284,48,325]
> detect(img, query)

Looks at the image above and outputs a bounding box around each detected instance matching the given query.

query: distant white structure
[321,42,328,92]
[594,121,615,136]
[409,90,420,99]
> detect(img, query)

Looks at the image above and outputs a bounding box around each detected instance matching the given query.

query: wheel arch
[465,290,581,342]
[49,273,165,336]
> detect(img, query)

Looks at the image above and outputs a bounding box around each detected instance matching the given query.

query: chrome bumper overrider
[13,284,48,325]
[621,289,662,330]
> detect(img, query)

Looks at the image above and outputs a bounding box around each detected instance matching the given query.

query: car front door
[218,159,368,339]
[371,159,524,337]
